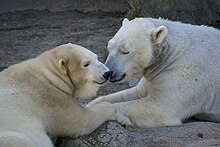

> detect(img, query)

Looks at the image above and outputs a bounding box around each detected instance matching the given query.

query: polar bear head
[105,18,168,83]
[48,43,111,99]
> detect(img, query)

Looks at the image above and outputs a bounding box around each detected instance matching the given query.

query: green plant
[126,0,145,19]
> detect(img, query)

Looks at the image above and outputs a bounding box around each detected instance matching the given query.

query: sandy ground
[0,10,130,99]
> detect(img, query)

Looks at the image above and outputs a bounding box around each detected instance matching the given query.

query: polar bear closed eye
[0,43,131,147]
[88,18,220,128]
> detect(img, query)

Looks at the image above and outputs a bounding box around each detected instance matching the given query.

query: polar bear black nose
[102,71,112,80]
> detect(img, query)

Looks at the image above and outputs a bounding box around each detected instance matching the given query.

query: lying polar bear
[88,18,220,128]
[0,43,130,147]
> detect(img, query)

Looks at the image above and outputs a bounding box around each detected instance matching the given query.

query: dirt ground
[0,10,130,98]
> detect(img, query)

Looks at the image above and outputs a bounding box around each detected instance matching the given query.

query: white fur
[0,44,131,147]
[88,18,220,128]
[122,18,129,25]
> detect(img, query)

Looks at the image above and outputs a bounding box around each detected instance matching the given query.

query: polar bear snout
[92,61,111,86]
[94,70,111,85]
[105,54,127,83]
[93,70,112,85]
[102,71,112,80]
[110,72,126,83]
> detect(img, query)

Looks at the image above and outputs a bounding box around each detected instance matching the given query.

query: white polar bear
[88,18,220,128]
[0,43,131,147]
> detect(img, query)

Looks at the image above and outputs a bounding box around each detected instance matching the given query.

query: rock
[0,65,7,71]
[0,0,128,14]
[1,0,220,26]
[56,121,220,147]
[186,139,220,147]
[139,0,220,26]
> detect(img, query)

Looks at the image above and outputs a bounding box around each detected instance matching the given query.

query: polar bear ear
[122,18,129,25]
[57,57,68,75]
[151,26,168,44]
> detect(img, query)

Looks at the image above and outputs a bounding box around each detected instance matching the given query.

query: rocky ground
[1,9,220,147]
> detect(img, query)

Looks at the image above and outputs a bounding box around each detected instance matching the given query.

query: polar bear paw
[114,110,132,127]
[87,97,105,107]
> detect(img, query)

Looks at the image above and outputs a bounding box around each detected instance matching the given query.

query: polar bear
[88,18,220,128]
[0,43,131,147]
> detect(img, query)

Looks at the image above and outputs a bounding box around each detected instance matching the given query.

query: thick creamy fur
[88,18,220,128]
[0,43,130,147]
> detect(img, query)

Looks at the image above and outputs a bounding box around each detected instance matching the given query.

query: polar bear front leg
[113,97,182,128]
[87,87,139,107]
[88,77,148,107]
[69,102,131,136]
[87,101,131,126]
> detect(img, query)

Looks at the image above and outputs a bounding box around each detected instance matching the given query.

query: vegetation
[126,0,145,20]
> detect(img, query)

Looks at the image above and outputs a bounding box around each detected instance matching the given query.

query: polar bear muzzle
[104,54,126,83]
